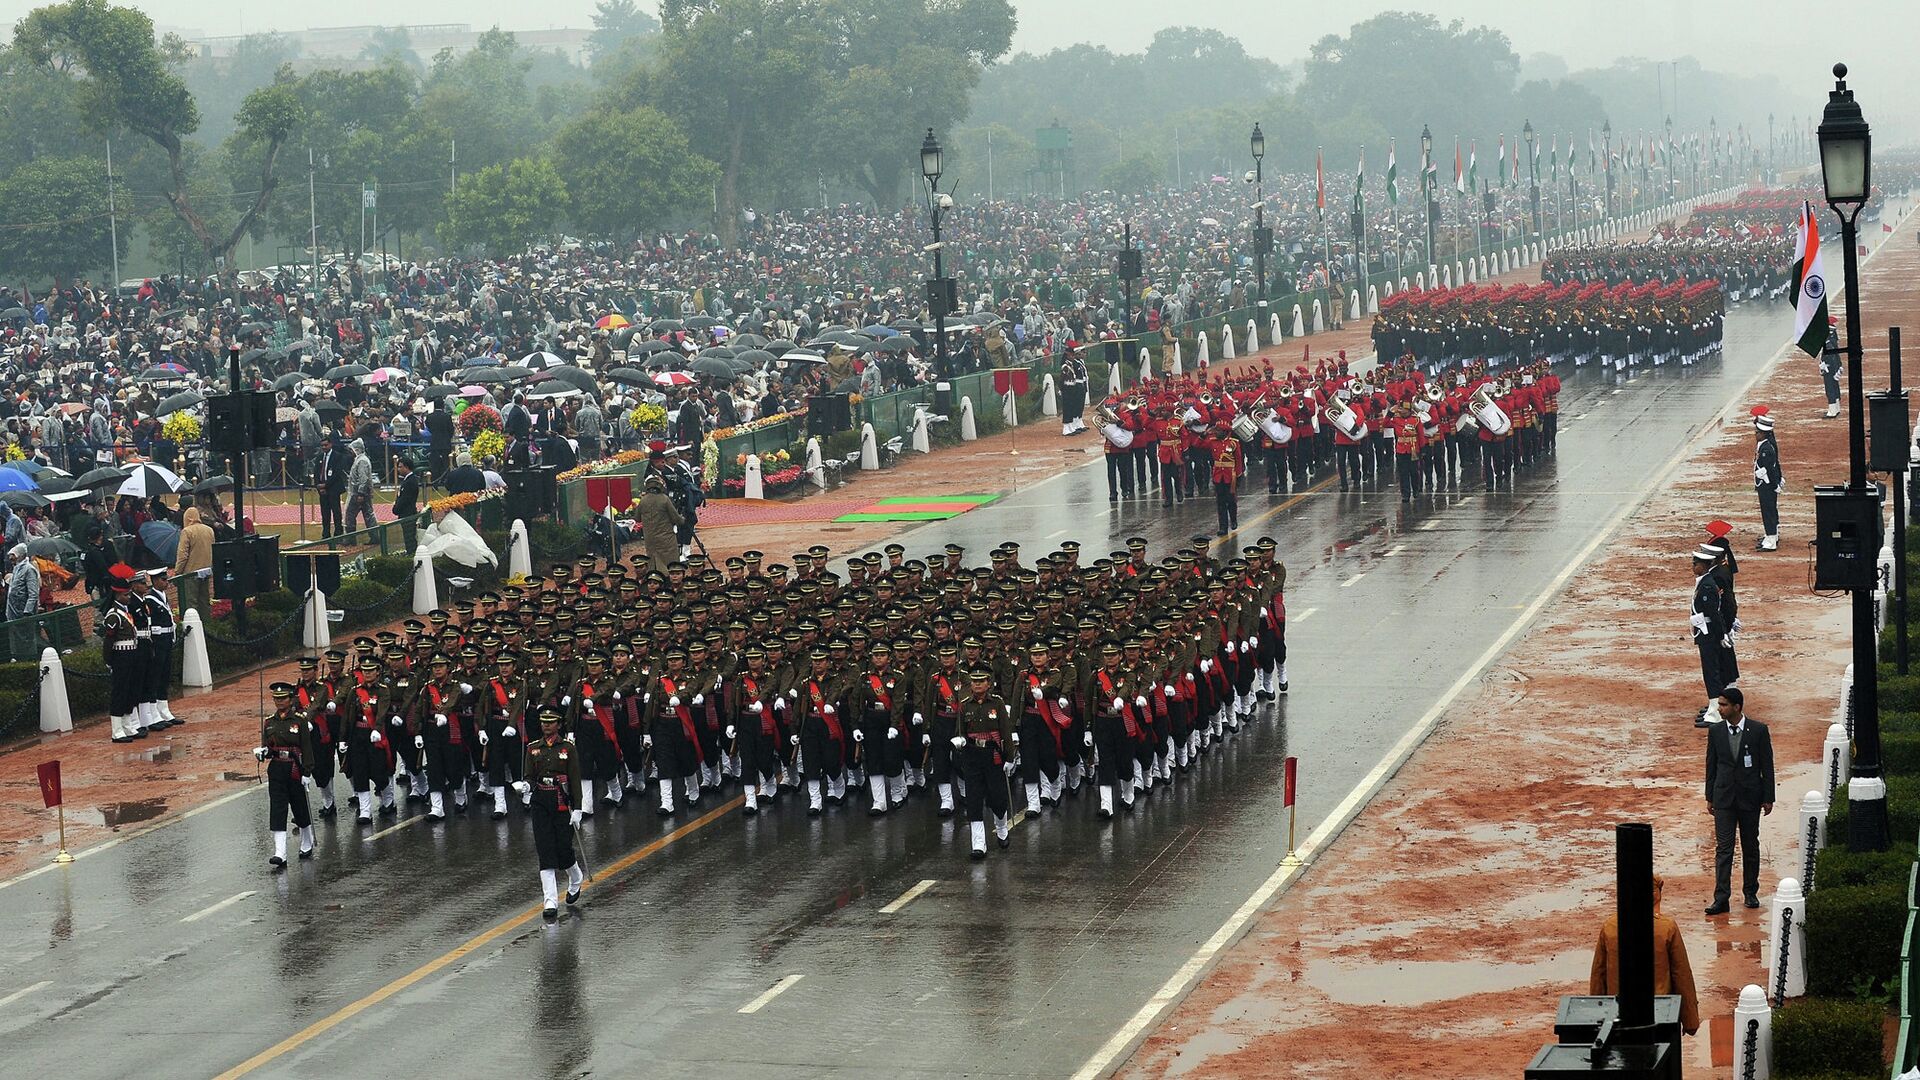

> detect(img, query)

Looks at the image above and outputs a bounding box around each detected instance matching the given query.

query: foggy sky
[1,0,1910,132]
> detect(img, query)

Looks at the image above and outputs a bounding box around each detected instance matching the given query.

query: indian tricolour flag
[1789,200,1829,357]
[1385,140,1398,205]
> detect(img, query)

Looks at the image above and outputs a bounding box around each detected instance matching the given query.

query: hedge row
[1772,995,1885,1078]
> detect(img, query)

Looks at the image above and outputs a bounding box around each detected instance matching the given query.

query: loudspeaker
[925,277,958,319]
[282,552,341,596]
[1116,249,1142,281]
[1252,225,1274,254]
[248,392,277,449]
[1814,484,1881,591]
[205,391,279,453]
[807,394,852,435]
[1868,389,1910,473]
[504,468,557,520]
[212,535,280,600]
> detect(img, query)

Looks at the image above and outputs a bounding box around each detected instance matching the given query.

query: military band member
[102,565,141,742]
[252,682,316,868]
[512,708,584,920]
[954,667,1013,858]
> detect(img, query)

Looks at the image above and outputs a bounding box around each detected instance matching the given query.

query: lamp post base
[1847,775,1891,851]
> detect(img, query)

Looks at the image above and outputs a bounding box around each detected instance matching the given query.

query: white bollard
[38,647,72,733]
[1106,356,1123,396]
[1798,789,1830,891]
[1734,985,1772,1080]
[507,518,532,580]
[1367,284,1380,313]
[743,454,764,500]
[1823,722,1850,801]
[1291,305,1305,338]
[412,552,438,615]
[1246,318,1258,352]
[1415,270,1426,291]
[1222,325,1236,360]
[302,586,330,649]
[1348,289,1361,320]
[1040,373,1058,416]
[179,609,212,688]
[1001,390,1017,427]
[1764,878,1808,1003]
[1455,260,1466,285]
[1195,332,1209,368]
[910,407,933,453]
[1270,312,1283,346]
[859,422,880,470]
[1398,276,1409,294]
[1443,265,1454,289]
[1139,346,1153,383]
[1311,300,1325,334]
[1170,340,1184,376]
[1467,260,1478,283]
[959,397,978,441]
[805,436,826,488]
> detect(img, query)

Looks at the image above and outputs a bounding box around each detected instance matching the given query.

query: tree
[358,26,423,75]
[1098,153,1163,197]
[553,106,717,239]
[439,156,568,255]
[0,156,127,285]
[588,0,660,61]
[12,0,303,268]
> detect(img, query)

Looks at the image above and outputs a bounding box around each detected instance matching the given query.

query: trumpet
[1125,393,1146,410]
[1423,382,1444,405]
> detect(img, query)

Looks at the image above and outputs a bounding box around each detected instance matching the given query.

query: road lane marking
[1339,573,1366,588]
[182,891,256,923]
[215,795,743,1079]
[1074,331,1796,1080]
[1385,544,1405,557]
[1290,608,1317,624]
[0,981,49,1010]
[738,974,804,1014]
[878,880,937,915]
[1418,520,1440,530]
[0,784,261,894]
[1211,476,1337,551]
[362,816,425,842]
[1046,529,1069,540]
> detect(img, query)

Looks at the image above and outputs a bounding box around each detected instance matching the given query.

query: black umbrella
[780,350,827,365]
[649,319,684,332]
[628,339,674,355]
[831,376,862,394]
[0,307,28,321]
[421,384,462,400]
[605,366,652,386]
[524,381,583,400]
[733,348,777,367]
[878,337,916,353]
[696,346,737,359]
[765,339,798,354]
[686,315,725,330]
[0,490,48,509]
[325,363,371,381]
[312,398,348,419]
[26,536,79,558]
[235,322,270,336]
[76,466,128,488]
[644,352,688,371]
[543,366,600,395]
[460,367,516,384]
[193,474,234,494]
[239,347,272,366]
[282,339,316,357]
[271,372,309,391]
[36,476,75,495]
[687,355,736,379]
[732,333,769,348]
[156,391,205,416]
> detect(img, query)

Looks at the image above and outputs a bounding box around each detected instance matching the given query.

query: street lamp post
[1250,123,1269,317]
[1818,62,1889,852]
[1602,120,1614,219]
[1523,120,1540,239]
[920,129,956,413]
[1769,112,1776,185]
[1420,125,1436,271]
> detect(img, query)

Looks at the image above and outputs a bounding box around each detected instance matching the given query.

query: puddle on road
[1306,949,1585,1007]
[98,799,168,826]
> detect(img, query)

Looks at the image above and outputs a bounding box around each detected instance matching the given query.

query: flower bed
[720,464,804,496]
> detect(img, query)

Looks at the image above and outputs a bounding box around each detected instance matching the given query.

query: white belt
[135,629,152,639]
[112,642,138,651]
[152,627,174,636]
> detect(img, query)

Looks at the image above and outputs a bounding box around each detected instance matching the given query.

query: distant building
[187,23,592,65]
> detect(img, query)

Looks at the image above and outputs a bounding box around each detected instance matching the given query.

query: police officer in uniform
[1690,545,1730,726]
[102,565,142,742]
[1059,347,1089,435]
[252,682,316,868]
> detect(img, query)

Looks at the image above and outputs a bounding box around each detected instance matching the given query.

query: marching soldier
[512,708,584,920]
[850,642,907,815]
[417,654,469,820]
[347,654,397,822]
[646,647,705,816]
[292,655,339,818]
[1211,424,1241,536]
[729,643,780,814]
[481,649,529,819]
[566,652,625,815]
[797,646,849,815]
[1015,641,1067,815]
[253,682,316,868]
[1090,642,1141,819]
[919,640,965,816]
[954,667,1013,858]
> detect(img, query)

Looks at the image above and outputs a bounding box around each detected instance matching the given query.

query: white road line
[1385,544,1405,557]
[0,981,50,1010]
[363,816,425,842]
[1290,607,1317,623]
[1339,573,1366,588]
[181,890,256,923]
[0,783,262,894]
[877,879,937,915]
[738,974,804,1014]
[1417,520,1440,531]
[1073,333,1793,1080]
[1046,528,1069,540]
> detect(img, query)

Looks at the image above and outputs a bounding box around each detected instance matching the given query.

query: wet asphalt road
[0,305,1796,1079]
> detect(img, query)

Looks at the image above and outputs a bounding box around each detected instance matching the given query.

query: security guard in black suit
[1704,688,1775,914]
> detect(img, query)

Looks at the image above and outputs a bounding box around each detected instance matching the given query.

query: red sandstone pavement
[1116,198,1920,1079]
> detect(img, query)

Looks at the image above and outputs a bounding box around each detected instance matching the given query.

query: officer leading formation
[243,536,1289,920]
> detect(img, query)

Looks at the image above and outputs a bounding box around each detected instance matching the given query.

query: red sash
[298,684,330,744]
[577,679,621,759]
[932,673,957,717]
[1027,672,1068,753]
[660,677,704,763]
[808,679,843,744]
[491,679,511,717]
[744,675,773,736]
[429,684,461,747]
[355,682,394,766]
[1097,671,1141,740]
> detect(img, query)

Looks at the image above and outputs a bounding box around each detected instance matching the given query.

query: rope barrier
[202,604,307,648]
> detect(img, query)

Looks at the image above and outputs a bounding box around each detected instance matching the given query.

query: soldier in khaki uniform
[954,667,1013,858]
[513,708,584,920]
[252,682,317,868]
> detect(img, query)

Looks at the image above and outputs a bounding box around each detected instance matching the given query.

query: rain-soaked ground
[0,306,1792,1078]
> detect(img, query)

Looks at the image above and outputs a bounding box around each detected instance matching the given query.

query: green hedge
[1881,672,1920,712]
[1772,996,1885,1078]
[1814,844,1916,892]
[1885,731,1920,780]
[1883,710,1920,735]
[1806,880,1907,1000]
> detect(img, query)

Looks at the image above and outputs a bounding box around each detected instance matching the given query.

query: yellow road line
[1209,476,1338,551]
[214,795,744,1079]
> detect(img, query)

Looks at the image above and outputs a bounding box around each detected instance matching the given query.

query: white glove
[643,734,653,748]
[337,743,348,757]
[791,734,801,746]
[1031,686,1044,700]
[613,690,623,702]
[368,696,379,707]
[921,733,931,746]
[691,694,704,706]
[714,676,723,690]
[513,780,531,797]
[886,727,898,740]
[1688,612,1709,636]
[569,810,583,827]
[1056,697,1069,710]
[1732,617,1743,633]
[823,704,836,716]
[252,746,268,761]
[478,730,489,746]
[1112,696,1125,711]
[521,788,533,807]
[460,682,472,695]
[1720,634,1733,648]
[578,698,592,712]
[1135,696,1148,708]
[326,701,337,713]
[725,725,736,740]
[852,729,865,743]
[1200,659,1212,674]
[565,732,575,743]
[774,697,787,712]
[1754,466,1769,483]
[643,693,651,704]
[561,695,571,707]
[1228,642,1238,655]
[911,711,924,725]
[502,726,517,738]
[1249,635,1259,649]
[1003,761,1016,777]
[749,701,764,714]
[668,695,681,707]
[413,734,425,749]
[1083,731,1094,747]
[1186,673,1196,682]
[369,730,383,745]
[1011,731,1020,745]
[434,713,448,727]
[950,735,965,749]
[389,715,402,727]
[1165,685,1177,697]
[788,689,799,699]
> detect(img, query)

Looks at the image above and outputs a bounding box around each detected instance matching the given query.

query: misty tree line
[0,2,1794,285]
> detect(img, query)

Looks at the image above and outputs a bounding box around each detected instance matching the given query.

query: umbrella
[652,371,697,387]
[686,315,725,330]
[595,314,631,329]
[605,366,652,386]
[649,319,684,332]
[235,322,269,336]
[118,463,184,497]
[808,329,865,347]
[156,391,205,416]
[860,324,901,338]
[141,363,190,380]
[688,356,736,379]
[831,376,862,394]
[0,469,38,493]
[780,350,828,364]
[76,466,128,488]
[25,536,79,559]
[732,333,769,348]
[358,366,407,384]
[238,347,272,366]
[312,398,348,419]
[525,381,582,400]
[420,384,462,400]
[733,348,777,368]
[0,491,49,509]
[55,402,89,417]
[878,337,916,353]
[271,372,309,391]
[517,350,564,370]
[460,356,501,367]
[628,340,675,356]
[963,312,998,326]
[765,339,798,354]
[460,367,517,384]
[644,352,688,371]
[193,474,234,494]
[460,385,490,398]
[0,307,28,321]
[543,367,600,395]
[139,521,182,565]
[282,339,317,357]
[325,363,371,381]
[36,476,75,495]
[1,461,58,477]
[696,346,737,359]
